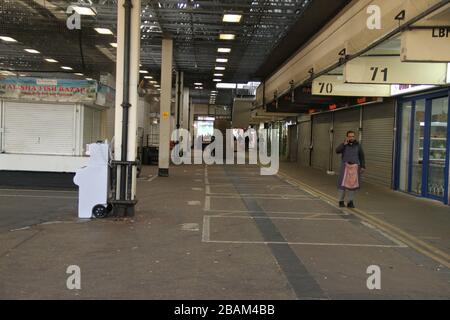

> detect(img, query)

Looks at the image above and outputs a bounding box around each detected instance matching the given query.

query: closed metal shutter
[0,100,3,152]
[361,101,395,187]
[3,101,76,155]
[83,107,94,152]
[92,109,102,142]
[82,107,103,152]
[288,125,298,162]
[311,113,332,171]
[298,120,311,167]
[104,107,115,141]
[332,108,361,173]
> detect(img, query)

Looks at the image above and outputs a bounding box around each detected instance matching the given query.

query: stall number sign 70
[370,67,388,82]
[318,82,333,94]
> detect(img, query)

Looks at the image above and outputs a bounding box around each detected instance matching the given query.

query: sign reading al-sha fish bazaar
[0,77,97,103]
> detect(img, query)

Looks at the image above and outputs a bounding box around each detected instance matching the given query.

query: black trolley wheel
[92,205,108,219]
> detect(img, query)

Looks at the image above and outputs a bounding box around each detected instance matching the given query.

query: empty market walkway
[0,164,449,299]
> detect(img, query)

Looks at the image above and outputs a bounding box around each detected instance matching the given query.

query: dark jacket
[336,141,366,169]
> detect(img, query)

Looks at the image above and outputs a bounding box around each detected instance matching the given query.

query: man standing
[336,131,366,208]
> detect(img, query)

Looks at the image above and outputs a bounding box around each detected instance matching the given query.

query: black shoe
[339,201,345,208]
[347,201,355,208]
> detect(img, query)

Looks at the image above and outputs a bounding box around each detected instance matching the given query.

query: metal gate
[288,125,298,162]
[311,113,332,171]
[362,101,395,187]
[298,120,311,167]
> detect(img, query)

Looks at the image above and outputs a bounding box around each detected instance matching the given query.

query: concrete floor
[0,163,449,299]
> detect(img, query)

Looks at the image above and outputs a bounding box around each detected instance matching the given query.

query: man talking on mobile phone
[336,131,366,208]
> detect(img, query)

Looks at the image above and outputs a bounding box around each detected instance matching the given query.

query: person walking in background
[336,131,366,208]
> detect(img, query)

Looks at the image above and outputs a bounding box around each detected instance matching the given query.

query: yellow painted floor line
[278,171,450,269]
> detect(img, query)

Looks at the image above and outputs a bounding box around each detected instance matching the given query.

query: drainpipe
[119,0,132,203]
[262,80,266,111]
[176,71,182,129]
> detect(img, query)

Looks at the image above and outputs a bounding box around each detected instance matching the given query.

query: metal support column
[158,38,174,177]
[113,0,141,217]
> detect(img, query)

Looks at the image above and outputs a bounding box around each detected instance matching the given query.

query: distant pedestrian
[336,131,366,208]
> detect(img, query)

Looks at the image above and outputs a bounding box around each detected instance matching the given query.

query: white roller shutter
[332,108,361,173]
[92,109,102,142]
[311,113,332,171]
[362,101,395,187]
[104,107,115,141]
[3,101,76,155]
[83,107,94,152]
[82,106,103,152]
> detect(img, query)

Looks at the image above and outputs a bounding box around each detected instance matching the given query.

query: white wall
[0,154,88,173]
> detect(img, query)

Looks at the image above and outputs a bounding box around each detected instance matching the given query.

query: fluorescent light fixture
[149,80,158,84]
[0,70,15,76]
[86,78,94,81]
[216,58,228,63]
[194,82,203,86]
[74,73,84,76]
[61,66,73,70]
[223,14,242,23]
[24,49,40,54]
[154,85,160,88]
[144,76,153,79]
[215,66,226,71]
[45,58,58,63]
[0,36,17,42]
[139,70,149,74]
[214,73,224,77]
[218,48,231,53]
[213,79,222,82]
[219,34,235,40]
[216,83,237,89]
[110,43,117,48]
[211,91,218,93]
[199,116,215,121]
[72,6,97,16]
[447,62,450,83]
[94,28,113,35]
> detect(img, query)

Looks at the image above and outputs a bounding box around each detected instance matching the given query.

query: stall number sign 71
[370,67,388,82]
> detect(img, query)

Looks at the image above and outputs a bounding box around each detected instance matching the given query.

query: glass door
[410,100,426,195]
[425,97,448,199]
[397,92,450,203]
[398,102,412,192]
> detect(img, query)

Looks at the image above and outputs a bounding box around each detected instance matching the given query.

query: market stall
[0,77,115,175]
